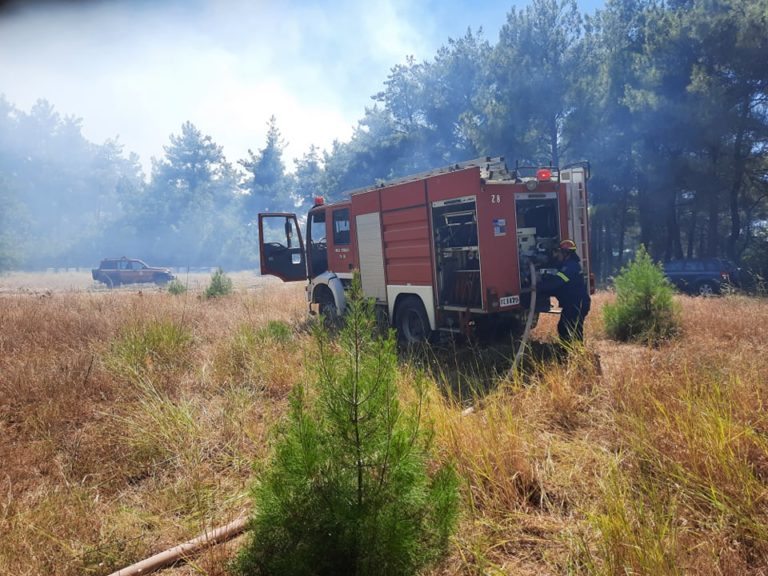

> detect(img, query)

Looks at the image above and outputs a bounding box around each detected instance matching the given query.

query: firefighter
[538,239,591,345]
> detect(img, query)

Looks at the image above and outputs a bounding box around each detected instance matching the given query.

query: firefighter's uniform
[539,242,591,344]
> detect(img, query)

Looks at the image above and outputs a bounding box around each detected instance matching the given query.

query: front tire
[154,273,170,286]
[395,296,431,345]
[696,281,718,297]
[315,286,339,326]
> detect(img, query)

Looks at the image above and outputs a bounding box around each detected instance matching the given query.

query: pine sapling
[235,276,459,576]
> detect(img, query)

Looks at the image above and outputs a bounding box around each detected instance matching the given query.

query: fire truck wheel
[396,297,431,345]
[315,286,339,324]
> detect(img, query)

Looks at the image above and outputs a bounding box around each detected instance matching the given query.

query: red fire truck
[258,157,591,344]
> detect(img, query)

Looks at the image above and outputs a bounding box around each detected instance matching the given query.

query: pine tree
[239,116,293,217]
[603,245,681,344]
[293,145,324,210]
[235,277,459,576]
[140,121,240,265]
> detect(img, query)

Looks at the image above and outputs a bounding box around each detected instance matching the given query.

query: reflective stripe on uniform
[557,271,570,282]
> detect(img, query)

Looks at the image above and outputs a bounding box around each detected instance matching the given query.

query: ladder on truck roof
[348,157,512,197]
[561,165,591,282]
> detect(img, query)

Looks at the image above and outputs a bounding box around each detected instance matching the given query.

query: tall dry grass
[420,292,768,575]
[1,280,767,576]
[577,294,768,575]
[0,280,307,575]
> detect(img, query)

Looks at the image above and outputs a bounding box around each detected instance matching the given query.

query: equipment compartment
[432,198,481,307]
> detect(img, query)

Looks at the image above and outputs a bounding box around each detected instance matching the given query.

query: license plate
[499,295,520,307]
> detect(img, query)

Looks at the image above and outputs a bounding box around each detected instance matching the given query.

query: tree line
[1,0,766,280]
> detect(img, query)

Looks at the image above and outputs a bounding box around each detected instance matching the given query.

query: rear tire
[97,274,114,289]
[395,296,431,345]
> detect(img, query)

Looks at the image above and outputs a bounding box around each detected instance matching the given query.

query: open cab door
[258,213,307,282]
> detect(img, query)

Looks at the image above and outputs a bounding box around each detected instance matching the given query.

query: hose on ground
[107,516,248,576]
[510,260,537,378]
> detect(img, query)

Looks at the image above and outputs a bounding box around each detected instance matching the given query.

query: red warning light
[536,168,552,181]
[314,196,325,206]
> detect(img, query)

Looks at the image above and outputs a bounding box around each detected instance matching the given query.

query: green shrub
[166,278,187,295]
[204,268,233,299]
[603,246,681,344]
[234,277,459,576]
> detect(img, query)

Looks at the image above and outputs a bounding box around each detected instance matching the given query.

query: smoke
[0,0,606,270]
[0,0,489,174]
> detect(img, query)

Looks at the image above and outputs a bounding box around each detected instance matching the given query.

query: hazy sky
[0,0,602,174]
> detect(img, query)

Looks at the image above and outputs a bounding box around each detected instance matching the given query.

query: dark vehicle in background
[92,257,175,287]
[663,258,741,296]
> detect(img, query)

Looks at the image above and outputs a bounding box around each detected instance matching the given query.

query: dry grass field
[1,272,767,575]
[0,270,273,294]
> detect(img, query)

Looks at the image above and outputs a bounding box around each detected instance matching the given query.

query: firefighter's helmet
[559,239,577,251]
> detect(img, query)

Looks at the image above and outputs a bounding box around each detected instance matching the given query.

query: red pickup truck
[92,257,175,287]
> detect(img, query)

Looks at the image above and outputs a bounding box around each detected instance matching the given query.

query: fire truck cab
[258,157,591,344]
